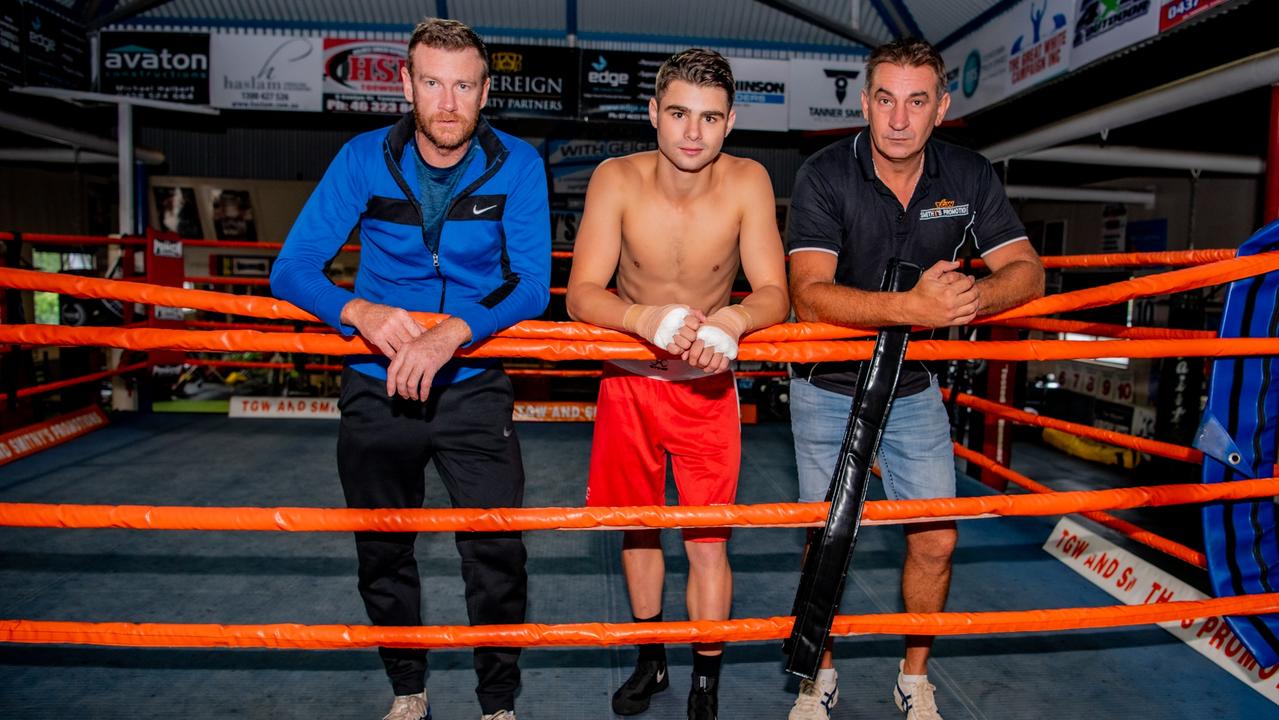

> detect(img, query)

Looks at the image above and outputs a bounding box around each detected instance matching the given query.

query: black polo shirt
[788,131,1027,398]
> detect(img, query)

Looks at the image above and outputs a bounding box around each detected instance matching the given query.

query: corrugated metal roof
[902,0,1007,43]
[575,0,871,52]
[108,0,1009,53]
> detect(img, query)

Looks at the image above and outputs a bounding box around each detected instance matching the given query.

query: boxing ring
[2,227,1279,717]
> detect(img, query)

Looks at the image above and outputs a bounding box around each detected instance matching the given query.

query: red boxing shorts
[585,361,741,542]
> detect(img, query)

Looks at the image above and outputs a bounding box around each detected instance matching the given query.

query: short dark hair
[865,37,947,99]
[407,18,489,78]
[655,48,735,107]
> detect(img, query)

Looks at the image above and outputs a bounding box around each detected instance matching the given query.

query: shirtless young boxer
[565,49,788,720]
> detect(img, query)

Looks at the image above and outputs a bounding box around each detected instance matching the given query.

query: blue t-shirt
[414,140,476,250]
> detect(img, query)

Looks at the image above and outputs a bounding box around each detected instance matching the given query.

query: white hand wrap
[695,325,739,360]
[651,306,691,349]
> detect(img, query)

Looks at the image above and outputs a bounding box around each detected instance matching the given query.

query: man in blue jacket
[271,18,550,720]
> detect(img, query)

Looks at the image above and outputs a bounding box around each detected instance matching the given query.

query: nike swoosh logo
[503,426,513,437]
[473,203,497,215]
[655,669,665,683]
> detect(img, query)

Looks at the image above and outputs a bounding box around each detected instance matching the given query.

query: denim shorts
[790,376,957,504]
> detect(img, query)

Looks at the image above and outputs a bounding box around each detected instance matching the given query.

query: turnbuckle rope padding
[1199,217,1279,667]
[784,258,921,679]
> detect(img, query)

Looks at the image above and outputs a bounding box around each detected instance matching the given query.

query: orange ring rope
[0,231,1236,267]
[0,267,317,321]
[181,240,362,252]
[3,252,1276,343]
[1,477,1274,533]
[4,324,1278,363]
[991,317,1217,340]
[940,389,1202,463]
[181,358,786,379]
[1020,249,1235,269]
[985,250,1279,321]
[0,361,151,402]
[0,232,146,246]
[952,444,1207,568]
[186,358,345,372]
[2,593,1276,649]
[184,319,334,333]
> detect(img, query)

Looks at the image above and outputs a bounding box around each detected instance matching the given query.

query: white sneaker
[382,691,430,720]
[481,711,516,720]
[893,661,942,720]
[789,671,838,720]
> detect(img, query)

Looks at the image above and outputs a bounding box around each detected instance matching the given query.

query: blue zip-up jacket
[271,113,551,385]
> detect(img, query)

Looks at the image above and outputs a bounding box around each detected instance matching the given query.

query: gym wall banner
[579,49,665,122]
[551,207,582,250]
[0,7,21,87]
[322,38,410,114]
[1071,0,1158,69]
[1005,0,1074,94]
[787,58,867,131]
[1159,0,1229,32]
[486,44,578,119]
[728,57,789,132]
[546,138,656,194]
[18,2,88,91]
[941,13,1010,119]
[100,31,209,103]
[211,34,323,112]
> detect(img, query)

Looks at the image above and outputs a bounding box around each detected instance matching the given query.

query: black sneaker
[612,660,669,715]
[687,674,718,720]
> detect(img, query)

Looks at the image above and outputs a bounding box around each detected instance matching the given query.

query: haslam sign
[211,34,323,112]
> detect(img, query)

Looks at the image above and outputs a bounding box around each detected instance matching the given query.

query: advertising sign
[1071,0,1158,69]
[942,16,1011,119]
[729,57,789,132]
[1159,0,1228,32]
[546,138,656,195]
[486,44,578,119]
[101,31,209,103]
[0,7,23,87]
[1046,517,1279,705]
[579,49,664,122]
[322,38,410,114]
[1006,0,1074,93]
[211,34,323,111]
[20,3,88,90]
[787,57,867,131]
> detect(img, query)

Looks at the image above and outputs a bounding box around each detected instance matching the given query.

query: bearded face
[401,45,489,158]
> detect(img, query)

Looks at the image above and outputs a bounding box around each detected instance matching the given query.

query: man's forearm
[793,282,907,327]
[565,283,633,331]
[976,260,1045,315]
[736,284,789,330]
[432,315,473,347]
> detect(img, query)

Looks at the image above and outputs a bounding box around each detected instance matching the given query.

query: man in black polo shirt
[785,38,1044,720]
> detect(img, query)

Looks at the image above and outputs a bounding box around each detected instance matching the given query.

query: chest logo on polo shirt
[919,198,970,221]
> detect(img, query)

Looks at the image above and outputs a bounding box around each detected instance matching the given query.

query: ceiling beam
[12,86,220,115]
[0,147,164,165]
[982,47,1279,162]
[0,109,165,164]
[1021,145,1265,175]
[881,0,925,39]
[753,0,882,49]
[936,0,1021,51]
[1004,185,1156,208]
